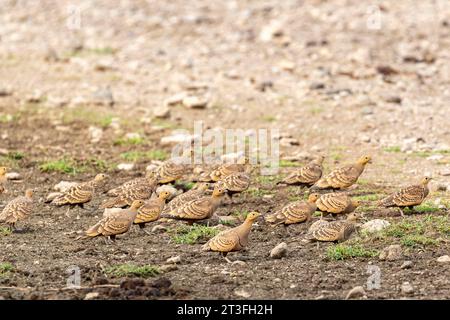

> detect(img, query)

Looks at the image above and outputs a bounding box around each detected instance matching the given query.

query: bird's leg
[65,206,72,218]
[139,224,152,235]
[398,207,405,217]
[222,252,233,264]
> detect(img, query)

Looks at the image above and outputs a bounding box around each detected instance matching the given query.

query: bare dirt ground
[0,0,449,300]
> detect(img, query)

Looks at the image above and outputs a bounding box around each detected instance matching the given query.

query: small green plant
[326,244,379,260]
[105,264,160,278]
[413,202,440,213]
[0,263,14,277]
[401,235,438,247]
[244,187,272,197]
[183,182,196,190]
[0,227,12,236]
[114,136,144,146]
[354,194,380,201]
[383,146,401,153]
[309,107,324,115]
[279,160,301,168]
[262,115,276,122]
[7,151,24,160]
[39,158,83,175]
[120,150,168,162]
[171,225,219,244]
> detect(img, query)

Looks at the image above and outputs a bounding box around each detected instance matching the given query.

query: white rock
[117,163,134,171]
[401,282,414,294]
[145,164,159,172]
[280,137,299,147]
[166,256,181,264]
[437,255,450,263]
[84,292,99,300]
[153,106,171,118]
[0,148,8,156]
[427,154,444,161]
[439,169,450,176]
[88,126,103,143]
[182,96,208,109]
[54,181,78,192]
[361,219,391,233]
[6,172,21,180]
[345,286,366,300]
[164,92,187,106]
[259,20,284,42]
[270,242,288,259]
[125,132,141,140]
[160,133,197,146]
[234,288,251,298]
[156,185,179,198]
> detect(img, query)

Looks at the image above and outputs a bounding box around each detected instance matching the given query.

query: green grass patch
[309,107,324,115]
[105,264,160,278]
[171,225,219,244]
[261,115,276,122]
[279,160,301,168]
[61,107,114,128]
[401,235,438,247]
[244,187,273,197]
[354,194,380,201]
[383,146,401,153]
[413,202,440,213]
[120,150,168,162]
[326,244,379,260]
[0,227,12,236]
[6,151,24,160]
[0,263,14,277]
[39,158,84,175]
[114,136,144,146]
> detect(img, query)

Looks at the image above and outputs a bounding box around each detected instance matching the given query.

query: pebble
[153,106,171,119]
[437,255,450,263]
[117,163,134,171]
[379,244,403,261]
[345,286,366,300]
[270,242,287,259]
[0,87,13,97]
[160,264,178,272]
[6,172,21,180]
[26,90,44,103]
[400,261,413,269]
[0,148,8,156]
[234,288,251,298]
[280,137,299,147]
[259,20,284,42]
[401,282,414,294]
[166,256,181,264]
[231,260,247,267]
[360,219,391,233]
[164,92,187,106]
[84,292,99,300]
[88,126,103,143]
[160,133,197,146]
[91,87,114,107]
[182,96,209,109]
[439,169,450,177]
[219,216,239,225]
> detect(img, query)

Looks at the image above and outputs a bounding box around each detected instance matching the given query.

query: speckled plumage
[0,189,34,230]
[265,193,319,225]
[278,156,324,187]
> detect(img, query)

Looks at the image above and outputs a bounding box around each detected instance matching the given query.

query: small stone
[124,132,141,140]
[0,87,13,97]
[84,292,99,300]
[379,244,403,261]
[166,256,181,264]
[439,169,450,177]
[259,20,284,42]
[0,148,8,156]
[361,219,391,233]
[345,286,366,300]
[437,255,450,263]
[26,90,44,103]
[436,184,447,192]
[231,260,247,267]
[401,282,414,294]
[234,288,251,298]
[164,92,187,106]
[279,60,295,71]
[270,242,287,259]
[117,163,134,171]
[160,264,178,272]
[6,172,21,180]
[91,86,114,107]
[156,185,178,198]
[88,126,103,143]
[54,181,78,192]
[151,225,167,233]
[384,95,402,104]
[94,59,116,71]
[182,96,209,109]
[280,137,299,147]
[310,82,325,90]
[153,106,171,119]
[427,154,444,161]
[160,133,198,146]
[401,261,413,269]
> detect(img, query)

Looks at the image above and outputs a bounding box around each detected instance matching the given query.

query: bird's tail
[378,195,394,207]
[51,195,68,206]
[100,197,126,209]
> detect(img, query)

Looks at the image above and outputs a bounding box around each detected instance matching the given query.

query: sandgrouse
[0,189,34,232]
[162,183,210,214]
[162,184,226,223]
[311,155,371,191]
[379,176,432,216]
[316,193,360,218]
[133,191,171,234]
[202,211,261,263]
[219,171,251,201]
[84,200,145,242]
[265,193,319,225]
[277,156,324,187]
[0,167,7,194]
[306,212,361,243]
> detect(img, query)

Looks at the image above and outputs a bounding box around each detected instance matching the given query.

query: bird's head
[0,167,7,175]
[314,155,325,164]
[358,155,372,166]
[25,189,34,198]
[421,176,432,185]
[246,211,261,222]
[94,173,108,181]
[347,212,362,222]
[212,183,226,197]
[158,191,172,200]
[131,200,145,209]
[308,193,320,203]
